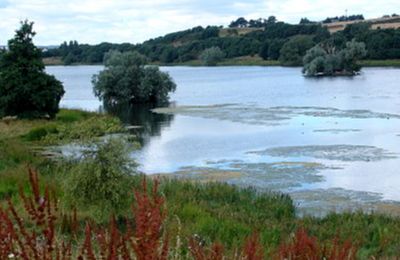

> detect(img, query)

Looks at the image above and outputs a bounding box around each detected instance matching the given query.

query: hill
[324,15,400,33]
[42,15,400,66]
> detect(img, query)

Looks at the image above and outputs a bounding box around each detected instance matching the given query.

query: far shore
[43,56,400,68]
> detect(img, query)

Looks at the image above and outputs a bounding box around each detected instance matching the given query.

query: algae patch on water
[291,188,400,217]
[157,167,243,182]
[249,144,397,162]
[159,161,331,191]
[313,129,361,134]
[153,104,400,126]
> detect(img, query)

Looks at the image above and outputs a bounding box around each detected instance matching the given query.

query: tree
[303,40,367,76]
[199,46,225,66]
[259,41,269,60]
[229,17,248,28]
[279,35,314,65]
[92,50,176,105]
[160,46,178,63]
[0,20,64,118]
[299,18,314,24]
[267,16,277,24]
[268,39,285,60]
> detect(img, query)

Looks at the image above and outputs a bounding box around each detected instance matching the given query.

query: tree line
[43,16,400,66]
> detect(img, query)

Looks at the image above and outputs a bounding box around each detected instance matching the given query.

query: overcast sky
[0,0,398,45]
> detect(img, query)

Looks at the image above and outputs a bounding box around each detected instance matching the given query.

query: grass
[42,56,63,65]
[23,109,122,144]
[359,59,400,67]
[155,56,282,67]
[1,109,400,258]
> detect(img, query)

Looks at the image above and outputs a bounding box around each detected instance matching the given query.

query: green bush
[63,137,138,223]
[24,125,59,141]
[199,47,226,66]
[279,35,315,66]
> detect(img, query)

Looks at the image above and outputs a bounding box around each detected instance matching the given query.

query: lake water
[47,65,400,216]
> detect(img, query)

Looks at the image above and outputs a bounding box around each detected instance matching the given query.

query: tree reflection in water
[103,102,174,146]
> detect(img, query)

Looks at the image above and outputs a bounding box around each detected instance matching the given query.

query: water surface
[47,66,400,215]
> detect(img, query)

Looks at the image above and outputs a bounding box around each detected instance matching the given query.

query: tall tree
[93,50,176,105]
[0,20,64,118]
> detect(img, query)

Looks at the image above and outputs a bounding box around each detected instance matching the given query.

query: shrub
[63,137,138,222]
[199,47,225,66]
[23,124,59,141]
[279,35,315,66]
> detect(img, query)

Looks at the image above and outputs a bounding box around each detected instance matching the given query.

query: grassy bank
[359,59,400,67]
[2,110,400,257]
[42,56,64,65]
[44,56,400,68]
[154,56,281,67]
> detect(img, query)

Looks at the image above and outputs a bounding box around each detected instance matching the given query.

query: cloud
[0,0,398,45]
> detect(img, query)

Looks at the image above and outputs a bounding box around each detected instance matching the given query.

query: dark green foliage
[0,21,64,119]
[259,41,269,60]
[23,125,59,141]
[44,16,400,65]
[92,51,176,105]
[303,40,367,76]
[229,17,249,28]
[299,18,315,24]
[160,45,178,63]
[323,14,364,24]
[268,39,286,60]
[279,35,315,66]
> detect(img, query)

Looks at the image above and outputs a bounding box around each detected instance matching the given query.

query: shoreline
[43,56,400,68]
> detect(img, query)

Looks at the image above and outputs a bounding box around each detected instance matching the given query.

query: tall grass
[0,168,359,259]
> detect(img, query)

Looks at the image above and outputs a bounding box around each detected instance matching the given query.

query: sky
[0,0,398,45]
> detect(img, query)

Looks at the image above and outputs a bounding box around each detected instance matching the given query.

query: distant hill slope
[41,16,400,65]
[324,16,400,33]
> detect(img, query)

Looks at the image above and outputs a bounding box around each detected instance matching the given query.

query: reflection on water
[104,102,174,146]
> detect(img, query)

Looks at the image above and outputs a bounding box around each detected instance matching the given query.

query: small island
[302,40,367,76]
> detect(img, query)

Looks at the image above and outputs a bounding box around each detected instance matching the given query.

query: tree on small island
[303,40,367,76]
[92,50,176,105]
[0,20,64,119]
[199,46,225,66]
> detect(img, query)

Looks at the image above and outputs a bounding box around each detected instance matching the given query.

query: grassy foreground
[1,110,400,258]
